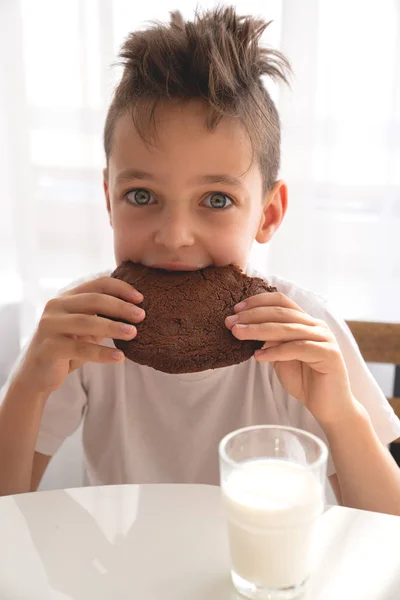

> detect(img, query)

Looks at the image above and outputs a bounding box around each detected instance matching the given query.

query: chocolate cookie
[110,261,277,374]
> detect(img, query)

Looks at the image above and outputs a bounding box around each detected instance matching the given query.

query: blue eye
[203,192,233,209]
[126,189,155,206]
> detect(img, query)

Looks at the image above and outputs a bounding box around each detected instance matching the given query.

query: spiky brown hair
[104,6,291,192]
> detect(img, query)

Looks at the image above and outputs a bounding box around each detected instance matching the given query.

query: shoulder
[247,266,330,318]
[264,274,329,316]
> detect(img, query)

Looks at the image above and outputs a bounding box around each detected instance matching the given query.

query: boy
[1,7,400,514]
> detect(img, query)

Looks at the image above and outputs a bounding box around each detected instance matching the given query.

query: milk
[222,458,324,590]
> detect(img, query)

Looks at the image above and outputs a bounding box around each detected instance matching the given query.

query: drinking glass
[219,425,328,600]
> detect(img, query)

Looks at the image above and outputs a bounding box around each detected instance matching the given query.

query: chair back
[346,321,400,443]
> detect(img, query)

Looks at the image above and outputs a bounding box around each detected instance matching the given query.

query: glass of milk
[219,425,328,600]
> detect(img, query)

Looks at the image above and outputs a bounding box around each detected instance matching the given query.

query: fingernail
[235,301,246,312]
[226,314,239,324]
[112,350,124,361]
[131,306,145,318]
[132,290,143,302]
[235,323,248,329]
[120,323,135,334]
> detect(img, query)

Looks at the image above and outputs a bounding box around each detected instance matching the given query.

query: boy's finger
[254,340,343,374]
[234,291,306,314]
[45,337,125,364]
[231,322,330,343]
[60,293,145,322]
[261,341,281,350]
[64,276,143,303]
[39,313,138,341]
[73,340,126,364]
[225,306,316,329]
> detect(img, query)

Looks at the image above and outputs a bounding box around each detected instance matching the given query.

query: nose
[153,207,195,251]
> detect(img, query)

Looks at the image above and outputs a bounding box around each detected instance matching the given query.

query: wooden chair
[346,321,400,462]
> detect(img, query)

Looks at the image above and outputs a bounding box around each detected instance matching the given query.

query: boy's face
[104,100,286,271]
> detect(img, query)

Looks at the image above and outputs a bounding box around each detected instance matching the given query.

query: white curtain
[1,0,399,366]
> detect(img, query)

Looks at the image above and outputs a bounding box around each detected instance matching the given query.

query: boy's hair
[104,6,291,192]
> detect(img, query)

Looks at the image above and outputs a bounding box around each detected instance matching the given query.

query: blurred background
[0,0,399,490]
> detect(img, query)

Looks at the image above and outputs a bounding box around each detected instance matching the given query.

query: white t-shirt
[2,271,400,486]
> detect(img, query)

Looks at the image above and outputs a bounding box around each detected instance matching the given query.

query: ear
[103,168,112,227]
[255,180,288,244]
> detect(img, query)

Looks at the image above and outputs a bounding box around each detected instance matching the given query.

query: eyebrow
[115,169,155,185]
[192,174,245,190]
[114,168,245,190]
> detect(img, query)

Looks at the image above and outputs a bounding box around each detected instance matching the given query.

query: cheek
[210,219,255,266]
[111,211,148,257]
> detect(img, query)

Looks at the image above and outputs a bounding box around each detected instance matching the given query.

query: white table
[0,484,399,599]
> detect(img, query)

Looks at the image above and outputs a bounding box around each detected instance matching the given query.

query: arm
[31,452,51,491]
[328,473,343,505]
[227,291,400,516]
[0,276,144,497]
[323,403,400,516]
[0,379,50,496]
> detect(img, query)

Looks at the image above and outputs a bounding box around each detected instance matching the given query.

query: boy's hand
[14,277,145,396]
[225,292,359,428]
